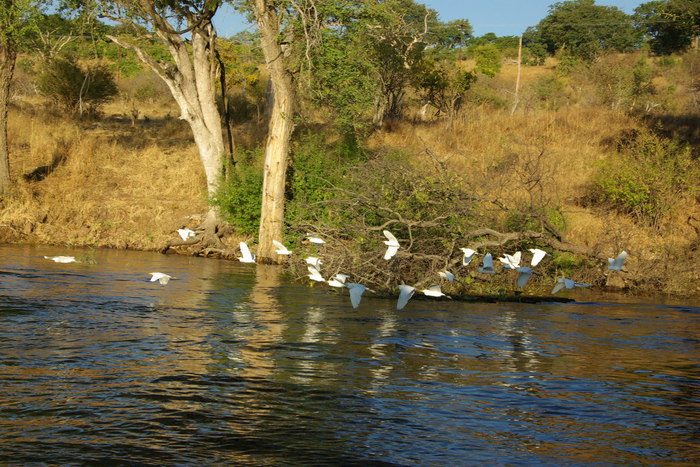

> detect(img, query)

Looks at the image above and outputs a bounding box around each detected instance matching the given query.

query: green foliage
[588,130,698,226]
[36,57,118,114]
[635,0,700,55]
[528,0,642,61]
[585,55,657,110]
[529,74,568,109]
[468,44,502,77]
[212,151,264,236]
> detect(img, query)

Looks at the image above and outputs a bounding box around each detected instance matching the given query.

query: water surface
[1,244,698,465]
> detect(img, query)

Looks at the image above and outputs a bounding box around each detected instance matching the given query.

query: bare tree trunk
[254,0,296,264]
[510,35,523,116]
[0,40,16,194]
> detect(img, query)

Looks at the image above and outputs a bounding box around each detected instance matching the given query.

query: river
[0,244,698,466]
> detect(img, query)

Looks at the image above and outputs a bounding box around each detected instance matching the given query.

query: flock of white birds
[43,230,629,310]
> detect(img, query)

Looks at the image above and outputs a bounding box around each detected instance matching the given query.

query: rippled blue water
[0,244,698,465]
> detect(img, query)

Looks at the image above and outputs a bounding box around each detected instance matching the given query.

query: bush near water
[2,33,699,298]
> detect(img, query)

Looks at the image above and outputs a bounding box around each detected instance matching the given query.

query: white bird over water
[346,283,369,308]
[529,248,547,267]
[307,265,325,282]
[551,278,591,294]
[438,270,455,282]
[608,251,628,271]
[305,256,323,269]
[177,228,196,241]
[460,248,477,266]
[327,273,350,288]
[421,284,448,298]
[273,240,292,255]
[149,272,172,285]
[44,255,76,263]
[306,233,326,245]
[516,267,535,288]
[499,251,522,269]
[478,253,497,274]
[382,230,400,260]
[238,241,256,263]
[396,284,416,310]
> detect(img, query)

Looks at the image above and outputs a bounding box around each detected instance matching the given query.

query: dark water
[0,244,698,466]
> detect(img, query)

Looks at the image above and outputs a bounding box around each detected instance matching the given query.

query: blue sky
[213,0,646,39]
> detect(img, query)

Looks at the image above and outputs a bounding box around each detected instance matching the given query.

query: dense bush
[587,130,698,226]
[36,57,118,115]
[212,150,264,236]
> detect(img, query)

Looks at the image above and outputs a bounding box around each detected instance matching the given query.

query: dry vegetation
[2,53,699,298]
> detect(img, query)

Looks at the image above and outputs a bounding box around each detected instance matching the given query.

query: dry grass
[1,98,208,249]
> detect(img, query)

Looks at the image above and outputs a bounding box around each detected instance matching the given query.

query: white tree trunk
[253,0,296,264]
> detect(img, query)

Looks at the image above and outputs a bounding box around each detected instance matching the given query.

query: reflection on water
[0,244,698,465]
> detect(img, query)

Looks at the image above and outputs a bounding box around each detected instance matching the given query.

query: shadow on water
[0,244,699,465]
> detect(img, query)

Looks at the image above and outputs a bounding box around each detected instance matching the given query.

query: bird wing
[615,251,628,269]
[383,230,399,246]
[551,279,566,294]
[517,268,533,288]
[461,249,476,266]
[530,249,546,266]
[273,240,290,254]
[347,283,366,308]
[307,265,324,281]
[483,253,493,269]
[396,285,415,310]
[439,270,455,282]
[384,245,399,260]
[239,242,253,261]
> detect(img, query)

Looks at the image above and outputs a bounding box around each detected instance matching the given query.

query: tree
[635,0,700,54]
[0,0,42,194]
[528,0,642,61]
[95,0,227,238]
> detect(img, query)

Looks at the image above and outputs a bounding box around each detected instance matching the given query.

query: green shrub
[212,152,264,236]
[588,130,698,226]
[37,57,118,115]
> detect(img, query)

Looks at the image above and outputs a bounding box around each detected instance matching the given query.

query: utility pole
[510,35,522,116]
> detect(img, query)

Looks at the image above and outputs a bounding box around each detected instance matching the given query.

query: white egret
[238,242,256,263]
[327,273,350,288]
[607,251,628,271]
[552,278,591,294]
[478,253,497,274]
[382,230,400,260]
[307,265,325,282]
[272,240,292,255]
[516,267,535,288]
[44,256,76,263]
[346,283,369,308]
[149,272,171,285]
[305,256,323,269]
[177,228,196,241]
[438,270,455,282]
[421,284,447,298]
[396,284,416,310]
[460,248,477,266]
[306,233,326,245]
[499,251,522,269]
[529,248,547,267]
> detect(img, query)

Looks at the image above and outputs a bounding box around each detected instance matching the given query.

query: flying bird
[149,272,172,285]
[478,253,497,274]
[273,240,292,255]
[346,282,369,308]
[516,267,535,288]
[551,278,591,294]
[44,256,76,263]
[306,233,326,245]
[305,256,323,269]
[460,248,477,266]
[499,251,522,269]
[438,270,455,282]
[529,248,547,267]
[607,251,628,271]
[327,273,350,288]
[307,265,325,282]
[238,242,256,263]
[177,228,196,241]
[421,284,448,298]
[396,284,416,310]
[382,230,400,260]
